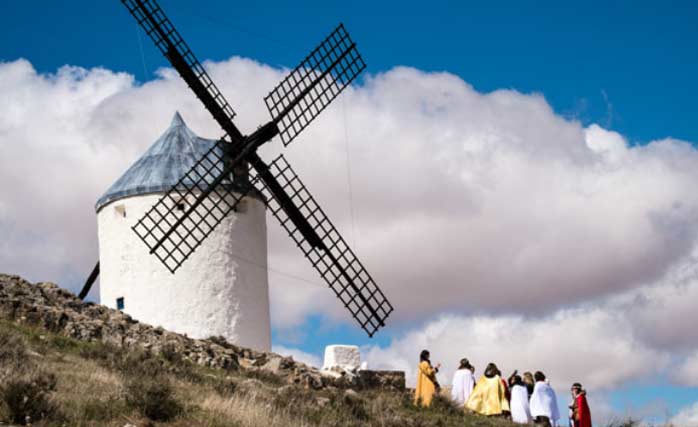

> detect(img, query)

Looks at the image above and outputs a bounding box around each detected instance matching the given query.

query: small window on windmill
[116,297,125,311]
[114,204,126,218]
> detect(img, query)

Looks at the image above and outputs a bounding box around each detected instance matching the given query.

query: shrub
[79,340,122,365]
[1,372,58,425]
[604,418,642,427]
[399,389,416,409]
[337,391,369,421]
[81,397,128,421]
[124,377,183,421]
[0,329,28,381]
[159,343,182,364]
[428,393,464,417]
[158,345,203,382]
[273,385,314,410]
[213,378,238,397]
[82,343,165,378]
[81,341,204,383]
[244,368,284,386]
[49,334,78,351]
[122,351,166,378]
[80,342,187,421]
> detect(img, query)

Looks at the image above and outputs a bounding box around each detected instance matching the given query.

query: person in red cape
[570,383,592,427]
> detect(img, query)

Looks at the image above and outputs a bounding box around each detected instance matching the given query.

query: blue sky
[2,1,698,424]
[2,0,697,144]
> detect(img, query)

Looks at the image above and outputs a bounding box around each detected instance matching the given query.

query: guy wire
[342,96,358,250]
[135,23,149,81]
[227,250,326,290]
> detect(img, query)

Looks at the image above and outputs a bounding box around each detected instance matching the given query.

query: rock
[261,356,283,374]
[26,349,43,358]
[276,384,295,395]
[320,369,343,379]
[315,396,331,407]
[357,370,405,390]
[239,358,254,369]
[0,274,405,392]
[261,355,294,374]
[305,372,325,390]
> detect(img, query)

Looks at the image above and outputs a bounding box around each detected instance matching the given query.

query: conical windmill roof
[95,112,222,212]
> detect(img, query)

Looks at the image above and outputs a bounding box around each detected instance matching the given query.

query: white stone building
[95,112,271,351]
[323,345,361,372]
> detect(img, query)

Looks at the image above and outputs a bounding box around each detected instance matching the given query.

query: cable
[135,24,149,81]
[162,1,296,51]
[342,96,358,250]
[226,249,326,290]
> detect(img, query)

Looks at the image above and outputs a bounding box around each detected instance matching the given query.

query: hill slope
[0,274,517,427]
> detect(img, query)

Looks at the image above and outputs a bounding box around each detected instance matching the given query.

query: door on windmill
[116,297,125,311]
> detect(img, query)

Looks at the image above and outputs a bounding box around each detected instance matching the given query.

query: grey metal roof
[95,112,226,212]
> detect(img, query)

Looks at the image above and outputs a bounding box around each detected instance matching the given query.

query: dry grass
[0,320,531,427]
[198,393,300,427]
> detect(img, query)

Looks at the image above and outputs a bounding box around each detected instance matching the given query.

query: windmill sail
[265,24,366,146]
[251,155,393,337]
[131,139,255,273]
[121,0,244,142]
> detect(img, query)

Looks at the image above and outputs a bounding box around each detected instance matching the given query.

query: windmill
[82,0,393,338]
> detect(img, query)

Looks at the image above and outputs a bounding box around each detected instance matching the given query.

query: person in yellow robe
[466,362,510,415]
[414,349,441,407]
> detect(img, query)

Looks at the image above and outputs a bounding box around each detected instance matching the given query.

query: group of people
[414,350,592,427]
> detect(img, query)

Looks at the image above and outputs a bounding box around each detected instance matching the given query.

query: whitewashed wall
[97,193,271,351]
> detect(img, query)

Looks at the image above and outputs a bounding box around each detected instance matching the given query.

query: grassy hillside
[0,274,527,426]
[0,319,524,427]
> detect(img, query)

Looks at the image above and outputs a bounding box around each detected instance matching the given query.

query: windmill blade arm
[121,0,244,143]
[264,24,366,146]
[78,261,100,300]
[132,140,257,273]
[250,154,393,337]
[250,154,322,249]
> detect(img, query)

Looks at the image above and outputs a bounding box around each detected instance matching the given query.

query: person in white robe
[451,358,475,406]
[530,371,560,427]
[509,374,532,424]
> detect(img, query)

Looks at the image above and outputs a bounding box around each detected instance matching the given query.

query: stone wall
[0,274,404,391]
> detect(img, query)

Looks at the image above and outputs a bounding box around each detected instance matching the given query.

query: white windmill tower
[95,112,272,351]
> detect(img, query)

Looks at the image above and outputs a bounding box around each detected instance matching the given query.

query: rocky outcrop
[0,274,404,391]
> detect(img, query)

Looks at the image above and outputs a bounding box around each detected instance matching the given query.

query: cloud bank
[364,307,668,391]
[671,402,698,427]
[2,57,698,417]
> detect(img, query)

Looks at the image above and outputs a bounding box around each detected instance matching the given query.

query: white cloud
[620,256,698,351]
[272,344,322,368]
[363,306,668,391]
[273,67,698,323]
[0,59,134,286]
[673,352,698,387]
[670,402,698,427]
